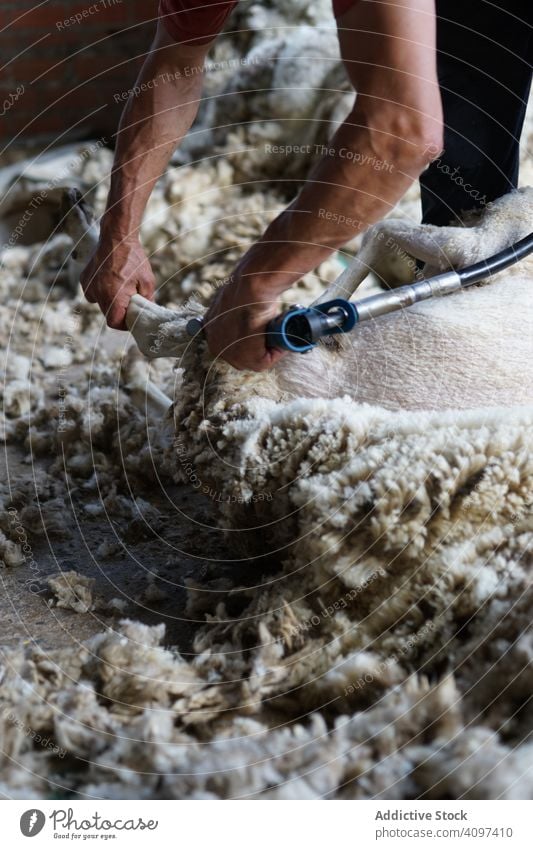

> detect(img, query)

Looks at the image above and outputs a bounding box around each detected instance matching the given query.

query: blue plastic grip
[266,298,358,352]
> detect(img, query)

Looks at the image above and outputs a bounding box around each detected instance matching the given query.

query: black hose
[459,231,533,286]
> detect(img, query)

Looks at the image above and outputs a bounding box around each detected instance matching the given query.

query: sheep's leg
[129,375,173,416]
[367,219,479,271]
[311,229,383,305]
[313,218,478,305]
[122,345,173,415]
[126,294,185,359]
[61,188,99,261]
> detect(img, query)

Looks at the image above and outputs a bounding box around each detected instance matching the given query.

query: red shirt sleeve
[158,0,239,45]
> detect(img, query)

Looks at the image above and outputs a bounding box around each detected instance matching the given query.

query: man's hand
[81,235,155,330]
[203,276,286,372]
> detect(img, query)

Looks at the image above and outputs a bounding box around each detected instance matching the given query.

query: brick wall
[1,0,160,145]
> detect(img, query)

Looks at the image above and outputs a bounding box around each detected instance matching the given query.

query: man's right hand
[80,235,156,330]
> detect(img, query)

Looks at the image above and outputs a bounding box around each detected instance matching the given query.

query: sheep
[63,185,533,570]
[123,186,533,414]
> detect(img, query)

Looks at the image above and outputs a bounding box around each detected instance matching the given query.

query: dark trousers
[420,0,532,225]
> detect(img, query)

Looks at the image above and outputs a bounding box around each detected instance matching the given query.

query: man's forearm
[234,112,432,296]
[100,23,211,241]
[232,0,442,298]
[81,24,216,330]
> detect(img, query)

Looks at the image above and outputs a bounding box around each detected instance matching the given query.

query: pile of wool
[1,391,532,799]
[45,570,127,614]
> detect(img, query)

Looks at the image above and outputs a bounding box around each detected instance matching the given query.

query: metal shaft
[353,269,462,323]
